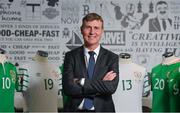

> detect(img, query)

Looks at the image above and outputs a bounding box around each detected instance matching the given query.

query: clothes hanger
[162,52,174,58]
[36,50,48,57]
[119,53,131,59]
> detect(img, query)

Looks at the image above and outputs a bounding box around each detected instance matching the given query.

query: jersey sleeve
[142,71,151,97]
[53,65,63,109]
[16,65,29,92]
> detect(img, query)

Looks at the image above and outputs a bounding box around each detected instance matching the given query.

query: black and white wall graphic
[0,0,180,110]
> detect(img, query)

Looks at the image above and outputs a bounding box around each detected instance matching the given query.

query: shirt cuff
[80,78,85,86]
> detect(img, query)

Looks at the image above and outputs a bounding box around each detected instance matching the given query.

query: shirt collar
[84,45,100,56]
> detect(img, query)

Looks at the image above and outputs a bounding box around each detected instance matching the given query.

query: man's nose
[90,28,95,34]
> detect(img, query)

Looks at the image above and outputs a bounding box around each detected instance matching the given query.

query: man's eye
[85,26,91,29]
[94,27,100,30]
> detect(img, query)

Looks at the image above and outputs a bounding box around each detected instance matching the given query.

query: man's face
[156,3,168,19]
[81,20,103,48]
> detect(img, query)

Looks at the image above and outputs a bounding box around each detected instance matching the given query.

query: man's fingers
[103,72,117,81]
[104,71,114,78]
[106,71,114,75]
[106,73,116,81]
[109,73,117,80]
[73,78,78,83]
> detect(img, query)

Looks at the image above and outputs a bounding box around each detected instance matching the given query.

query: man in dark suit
[62,13,119,112]
[149,1,172,32]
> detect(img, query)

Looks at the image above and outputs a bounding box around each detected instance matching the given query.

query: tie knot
[88,51,95,56]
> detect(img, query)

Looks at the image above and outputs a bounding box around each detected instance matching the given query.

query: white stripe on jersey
[142,74,150,97]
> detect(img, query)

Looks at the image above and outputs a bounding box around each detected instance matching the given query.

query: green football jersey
[151,62,180,112]
[0,62,18,112]
[151,64,170,112]
[168,62,180,112]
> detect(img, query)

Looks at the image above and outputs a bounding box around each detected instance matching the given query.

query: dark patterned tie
[83,51,95,110]
[162,19,166,31]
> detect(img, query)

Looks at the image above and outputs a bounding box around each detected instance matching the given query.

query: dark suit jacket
[62,45,119,112]
[149,17,172,32]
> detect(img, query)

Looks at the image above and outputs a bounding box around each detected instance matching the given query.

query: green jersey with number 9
[0,62,18,112]
[168,62,180,112]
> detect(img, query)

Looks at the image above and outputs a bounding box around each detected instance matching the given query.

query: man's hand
[74,78,84,86]
[73,78,79,84]
[103,71,117,81]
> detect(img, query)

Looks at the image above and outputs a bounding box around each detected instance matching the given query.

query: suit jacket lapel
[78,46,107,79]
[78,46,87,78]
[93,47,106,79]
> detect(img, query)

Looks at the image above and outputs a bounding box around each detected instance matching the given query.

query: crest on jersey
[10,70,16,83]
[166,71,171,78]
[51,70,60,78]
[36,73,42,77]
[134,71,142,81]
[152,73,156,77]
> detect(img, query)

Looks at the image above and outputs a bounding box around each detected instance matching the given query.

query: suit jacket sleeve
[62,51,83,97]
[83,50,119,96]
